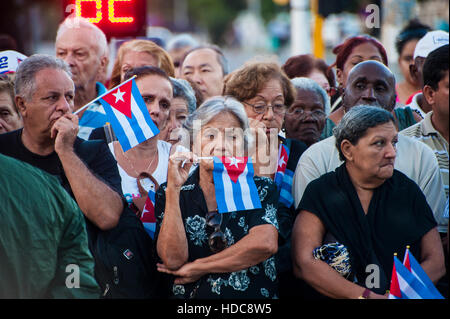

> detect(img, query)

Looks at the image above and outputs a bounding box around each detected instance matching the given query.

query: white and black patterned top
[154,167,280,299]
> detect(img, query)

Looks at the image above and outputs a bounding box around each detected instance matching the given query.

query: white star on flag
[278,155,286,168]
[113,88,125,103]
[227,157,242,168]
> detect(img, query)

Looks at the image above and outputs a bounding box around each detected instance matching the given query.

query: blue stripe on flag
[246,160,262,209]
[394,257,435,299]
[213,157,229,213]
[99,99,132,151]
[231,174,246,211]
[407,249,444,299]
[131,81,160,137]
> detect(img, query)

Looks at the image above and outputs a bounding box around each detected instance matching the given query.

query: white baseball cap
[414,30,449,60]
[0,50,27,75]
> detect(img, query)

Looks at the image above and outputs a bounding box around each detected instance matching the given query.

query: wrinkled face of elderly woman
[285,88,326,146]
[194,111,246,171]
[242,78,286,138]
[343,121,398,183]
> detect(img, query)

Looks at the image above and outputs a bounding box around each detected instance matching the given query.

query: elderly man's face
[181,48,224,100]
[343,62,396,112]
[285,88,326,146]
[17,68,74,138]
[55,26,106,91]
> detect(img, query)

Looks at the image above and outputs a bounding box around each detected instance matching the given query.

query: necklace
[118,143,158,179]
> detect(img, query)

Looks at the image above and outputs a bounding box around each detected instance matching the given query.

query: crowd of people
[0,16,448,299]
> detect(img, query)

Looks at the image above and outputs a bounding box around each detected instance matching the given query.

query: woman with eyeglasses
[155,97,280,299]
[223,61,308,298]
[284,77,331,147]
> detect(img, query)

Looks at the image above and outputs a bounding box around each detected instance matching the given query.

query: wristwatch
[358,288,372,299]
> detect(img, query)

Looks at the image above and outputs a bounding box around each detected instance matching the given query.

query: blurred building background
[1,0,449,79]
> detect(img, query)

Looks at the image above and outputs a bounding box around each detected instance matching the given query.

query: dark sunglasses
[206,210,227,253]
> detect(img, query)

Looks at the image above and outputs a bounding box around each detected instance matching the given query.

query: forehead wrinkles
[57,27,103,57]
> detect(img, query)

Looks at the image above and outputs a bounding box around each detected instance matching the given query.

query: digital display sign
[62,0,147,38]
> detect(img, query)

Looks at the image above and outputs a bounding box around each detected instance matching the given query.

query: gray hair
[14,54,72,101]
[56,17,108,57]
[170,77,197,114]
[167,34,199,52]
[291,77,331,115]
[333,105,396,162]
[183,96,251,151]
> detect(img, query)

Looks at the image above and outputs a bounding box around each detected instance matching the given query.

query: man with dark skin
[335,60,421,127]
[293,59,446,222]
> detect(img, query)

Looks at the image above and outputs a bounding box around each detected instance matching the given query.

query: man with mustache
[293,60,446,222]
[0,54,124,233]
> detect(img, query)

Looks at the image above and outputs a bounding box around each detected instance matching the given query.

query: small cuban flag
[212,156,262,214]
[274,144,294,208]
[141,193,157,239]
[389,255,437,299]
[403,246,444,299]
[98,77,160,152]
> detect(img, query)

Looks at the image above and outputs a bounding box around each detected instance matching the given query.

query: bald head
[55,17,109,99]
[343,60,397,112]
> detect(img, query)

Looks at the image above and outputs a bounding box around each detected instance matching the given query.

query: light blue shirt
[77,82,108,140]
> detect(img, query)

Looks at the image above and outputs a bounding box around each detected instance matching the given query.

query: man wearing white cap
[0,50,27,75]
[407,30,449,117]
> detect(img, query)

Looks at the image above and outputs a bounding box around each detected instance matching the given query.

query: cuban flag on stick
[389,255,437,299]
[274,144,294,208]
[212,156,262,214]
[79,76,160,152]
[141,192,157,239]
[403,246,444,299]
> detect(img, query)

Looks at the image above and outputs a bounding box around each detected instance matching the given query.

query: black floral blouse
[154,167,280,299]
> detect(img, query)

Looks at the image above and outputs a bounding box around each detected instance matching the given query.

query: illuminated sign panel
[62,0,146,38]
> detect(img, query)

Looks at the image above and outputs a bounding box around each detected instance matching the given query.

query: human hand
[157,261,204,285]
[166,151,196,191]
[51,114,79,155]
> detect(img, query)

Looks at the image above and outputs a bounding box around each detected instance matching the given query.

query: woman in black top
[223,62,308,297]
[155,97,280,299]
[292,105,445,299]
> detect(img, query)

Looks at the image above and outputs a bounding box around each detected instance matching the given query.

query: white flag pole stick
[73,75,137,115]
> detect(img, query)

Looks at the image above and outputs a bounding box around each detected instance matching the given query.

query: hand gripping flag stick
[181,156,213,168]
[73,75,137,115]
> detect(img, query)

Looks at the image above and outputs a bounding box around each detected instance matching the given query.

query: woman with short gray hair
[285,77,330,147]
[155,96,280,299]
[292,105,445,299]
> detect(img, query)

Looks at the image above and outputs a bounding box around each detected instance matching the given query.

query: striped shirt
[401,112,449,229]
[77,82,108,140]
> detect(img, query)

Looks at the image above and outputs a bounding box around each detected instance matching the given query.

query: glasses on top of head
[206,210,227,253]
[286,108,326,120]
[243,101,287,115]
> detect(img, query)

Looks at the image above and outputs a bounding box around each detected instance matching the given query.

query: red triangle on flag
[101,80,133,118]
[403,250,411,272]
[140,196,156,223]
[389,262,402,298]
[221,157,248,183]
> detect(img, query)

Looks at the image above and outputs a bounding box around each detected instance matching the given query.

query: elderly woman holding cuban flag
[155,96,280,299]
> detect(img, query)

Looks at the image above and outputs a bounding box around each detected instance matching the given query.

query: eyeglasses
[206,210,227,253]
[286,108,326,120]
[243,101,287,115]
